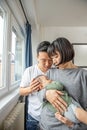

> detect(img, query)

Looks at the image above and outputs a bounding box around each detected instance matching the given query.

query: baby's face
[39,76,51,87]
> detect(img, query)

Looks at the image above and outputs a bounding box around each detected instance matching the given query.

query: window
[0,0,26,123]
[10,28,23,85]
[72,43,87,69]
[0,7,4,88]
[0,3,25,97]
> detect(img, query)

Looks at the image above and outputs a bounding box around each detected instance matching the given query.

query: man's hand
[46,90,67,114]
[19,78,42,96]
[29,78,42,93]
[55,112,74,127]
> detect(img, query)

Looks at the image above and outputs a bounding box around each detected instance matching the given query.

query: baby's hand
[39,84,44,90]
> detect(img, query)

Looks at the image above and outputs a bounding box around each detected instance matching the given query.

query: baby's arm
[75,107,87,124]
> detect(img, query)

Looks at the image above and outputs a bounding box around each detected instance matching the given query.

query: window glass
[11,28,23,84]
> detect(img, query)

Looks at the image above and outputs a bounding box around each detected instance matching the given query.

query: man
[19,41,53,130]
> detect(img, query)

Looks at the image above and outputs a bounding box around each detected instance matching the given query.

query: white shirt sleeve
[20,68,31,87]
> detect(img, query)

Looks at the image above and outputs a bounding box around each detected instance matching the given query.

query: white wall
[31,26,42,64]
[41,26,87,43]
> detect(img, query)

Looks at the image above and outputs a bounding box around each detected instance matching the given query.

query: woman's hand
[55,112,74,127]
[46,90,67,114]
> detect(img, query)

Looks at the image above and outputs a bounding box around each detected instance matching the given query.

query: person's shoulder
[25,64,37,72]
[73,68,87,80]
[26,64,37,69]
[80,68,87,77]
[76,68,87,74]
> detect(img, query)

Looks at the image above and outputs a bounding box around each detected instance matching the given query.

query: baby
[36,75,82,123]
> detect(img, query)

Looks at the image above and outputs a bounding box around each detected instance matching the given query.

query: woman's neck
[58,61,78,69]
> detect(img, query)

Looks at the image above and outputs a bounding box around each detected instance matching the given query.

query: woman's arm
[46,90,67,114]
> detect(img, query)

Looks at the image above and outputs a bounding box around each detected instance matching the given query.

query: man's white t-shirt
[20,64,55,121]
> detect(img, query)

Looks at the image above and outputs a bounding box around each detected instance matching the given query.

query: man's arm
[19,79,42,96]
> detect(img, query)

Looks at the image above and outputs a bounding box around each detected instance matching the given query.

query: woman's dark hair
[37,41,51,55]
[47,37,75,64]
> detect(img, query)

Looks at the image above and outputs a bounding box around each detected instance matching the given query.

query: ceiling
[22,0,87,27]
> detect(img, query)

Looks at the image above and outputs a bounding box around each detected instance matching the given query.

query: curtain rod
[19,0,29,23]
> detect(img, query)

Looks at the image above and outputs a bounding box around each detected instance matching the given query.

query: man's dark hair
[47,37,75,65]
[37,41,51,55]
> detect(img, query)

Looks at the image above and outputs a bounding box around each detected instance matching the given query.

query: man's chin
[45,68,49,70]
[45,67,50,70]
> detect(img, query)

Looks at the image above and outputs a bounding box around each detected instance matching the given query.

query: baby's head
[35,75,52,88]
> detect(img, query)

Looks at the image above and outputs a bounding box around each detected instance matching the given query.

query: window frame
[0,1,25,98]
[0,2,11,97]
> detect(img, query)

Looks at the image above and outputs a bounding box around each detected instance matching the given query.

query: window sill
[0,88,19,110]
[0,88,20,125]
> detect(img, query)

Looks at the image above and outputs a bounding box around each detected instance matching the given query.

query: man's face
[37,52,52,72]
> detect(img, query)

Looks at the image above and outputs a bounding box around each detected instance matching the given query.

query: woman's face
[51,51,61,67]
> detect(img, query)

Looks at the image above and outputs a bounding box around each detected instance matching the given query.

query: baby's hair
[34,74,46,83]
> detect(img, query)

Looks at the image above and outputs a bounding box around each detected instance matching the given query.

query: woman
[39,37,87,130]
